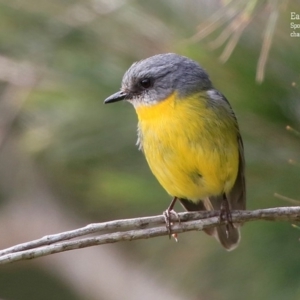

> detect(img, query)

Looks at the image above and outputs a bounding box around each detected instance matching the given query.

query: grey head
[104,53,212,106]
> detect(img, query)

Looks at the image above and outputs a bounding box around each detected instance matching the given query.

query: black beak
[104,91,127,104]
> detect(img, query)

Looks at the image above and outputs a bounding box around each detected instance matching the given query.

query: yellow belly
[135,92,239,201]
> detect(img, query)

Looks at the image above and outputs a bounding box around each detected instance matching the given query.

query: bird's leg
[163,197,181,239]
[219,193,233,238]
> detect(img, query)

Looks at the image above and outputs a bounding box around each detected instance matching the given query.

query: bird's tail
[179,197,240,251]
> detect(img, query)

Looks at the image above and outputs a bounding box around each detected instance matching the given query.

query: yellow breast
[135,92,239,201]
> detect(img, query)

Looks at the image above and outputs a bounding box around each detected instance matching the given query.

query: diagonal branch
[0,206,300,265]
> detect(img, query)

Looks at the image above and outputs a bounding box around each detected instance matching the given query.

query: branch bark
[1,206,300,265]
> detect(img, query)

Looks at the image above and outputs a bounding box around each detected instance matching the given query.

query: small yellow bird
[104,53,246,250]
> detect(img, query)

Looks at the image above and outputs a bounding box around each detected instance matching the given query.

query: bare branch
[0,206,300,265]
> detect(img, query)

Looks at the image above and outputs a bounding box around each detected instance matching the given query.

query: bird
[104,53,246,250]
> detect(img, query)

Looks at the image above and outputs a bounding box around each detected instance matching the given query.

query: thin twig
[286,125,300,138]
[256,0,279,82]
[0,207,300,265]
[274,193,300,205]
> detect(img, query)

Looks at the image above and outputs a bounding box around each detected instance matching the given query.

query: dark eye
[139,78,152,89]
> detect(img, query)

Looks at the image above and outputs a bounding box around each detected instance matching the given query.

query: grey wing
[208,134,246,210]
[206,90,246,209]
[204,134,246,250]
[227,134,246,210]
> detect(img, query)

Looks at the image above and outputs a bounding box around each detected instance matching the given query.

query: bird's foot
[163,197,181,241]
[219,195,233,238]
[163,209,181,241]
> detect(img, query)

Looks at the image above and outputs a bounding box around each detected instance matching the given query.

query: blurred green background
[0,0,299,299]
